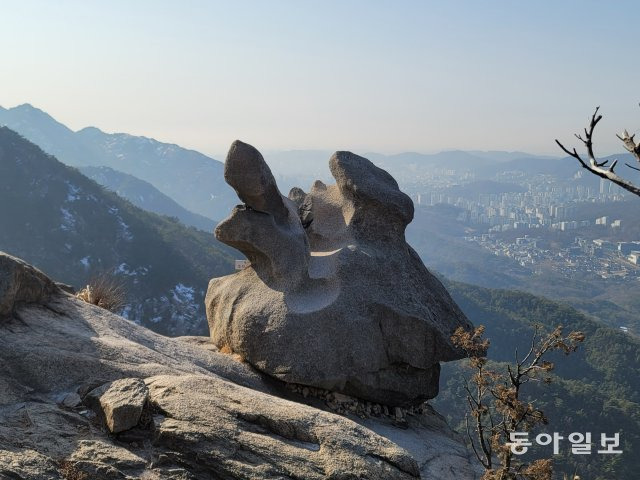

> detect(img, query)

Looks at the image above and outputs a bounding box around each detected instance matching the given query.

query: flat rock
[148,374,420,479]
[206,144,473,405]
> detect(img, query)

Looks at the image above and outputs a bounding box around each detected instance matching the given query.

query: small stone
[394,407,404,421]
[332,392,353,404]
[86,378,149,433]
[61,392,82,408]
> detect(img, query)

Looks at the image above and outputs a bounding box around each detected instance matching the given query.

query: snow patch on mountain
[114,263,148,276]
[172,283,195,303]
[65,181,81,202]
[108,205,133,241]
[60,207,76,231]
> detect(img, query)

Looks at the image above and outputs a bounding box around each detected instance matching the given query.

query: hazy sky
[2,0,639,157]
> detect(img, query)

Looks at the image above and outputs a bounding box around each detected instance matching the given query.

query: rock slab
[0,254,478,479]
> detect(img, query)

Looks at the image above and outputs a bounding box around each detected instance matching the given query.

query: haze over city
[2,0,640,157]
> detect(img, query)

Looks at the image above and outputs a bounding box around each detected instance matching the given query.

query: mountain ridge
[79,165,216,230]
[0,126,235,335]
[0,104,236,220]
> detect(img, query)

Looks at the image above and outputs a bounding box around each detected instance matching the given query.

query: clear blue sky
[1,0,639,156]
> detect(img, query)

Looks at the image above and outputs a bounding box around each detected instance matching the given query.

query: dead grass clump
[76,274,126,313]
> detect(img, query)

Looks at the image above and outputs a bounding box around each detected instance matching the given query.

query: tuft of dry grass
[76,274,126,313]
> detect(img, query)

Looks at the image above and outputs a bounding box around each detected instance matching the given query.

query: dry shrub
[452,325,585,480]
[76,274,126,313]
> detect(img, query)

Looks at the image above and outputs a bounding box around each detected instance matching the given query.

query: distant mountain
[263,149,560,193]
[262,150,335,194]
[79,166,215,232]
[467,150,558,162]
[486,154,634,178]
[264,149,334,178]
[365,150,498,172]
[0,104,236,220]
[0,127,236,335]
[444,180,527,198]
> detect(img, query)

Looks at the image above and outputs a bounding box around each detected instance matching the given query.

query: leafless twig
[556,106,640,197]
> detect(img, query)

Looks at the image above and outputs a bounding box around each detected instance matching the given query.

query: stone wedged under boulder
[206,142,474,406]
[0,252,58,319]
[0,254,479,479]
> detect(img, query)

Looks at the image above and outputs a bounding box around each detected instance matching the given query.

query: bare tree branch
[555,107,640,197]
[616,128,640,164]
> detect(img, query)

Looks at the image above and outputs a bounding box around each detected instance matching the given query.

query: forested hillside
[437,282,640,479]
[0,127,235,335]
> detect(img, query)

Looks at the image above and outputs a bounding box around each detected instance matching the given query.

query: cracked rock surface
[0,251,479,479]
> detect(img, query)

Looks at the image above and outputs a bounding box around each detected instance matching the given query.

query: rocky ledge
[0,252,479,479]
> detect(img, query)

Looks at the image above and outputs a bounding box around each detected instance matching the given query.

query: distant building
[599,178,607,194]
[593,239,615,250]
[629,251,640,265]
[619,242,640,255]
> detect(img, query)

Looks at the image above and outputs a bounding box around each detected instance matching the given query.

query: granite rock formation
[0,251,479,479]
[0,252,59,319]
[206,141,473,406]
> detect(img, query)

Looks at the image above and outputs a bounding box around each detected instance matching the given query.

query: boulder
[86,378,149,433]
[0,252,58,318]
[206,142,473,406]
